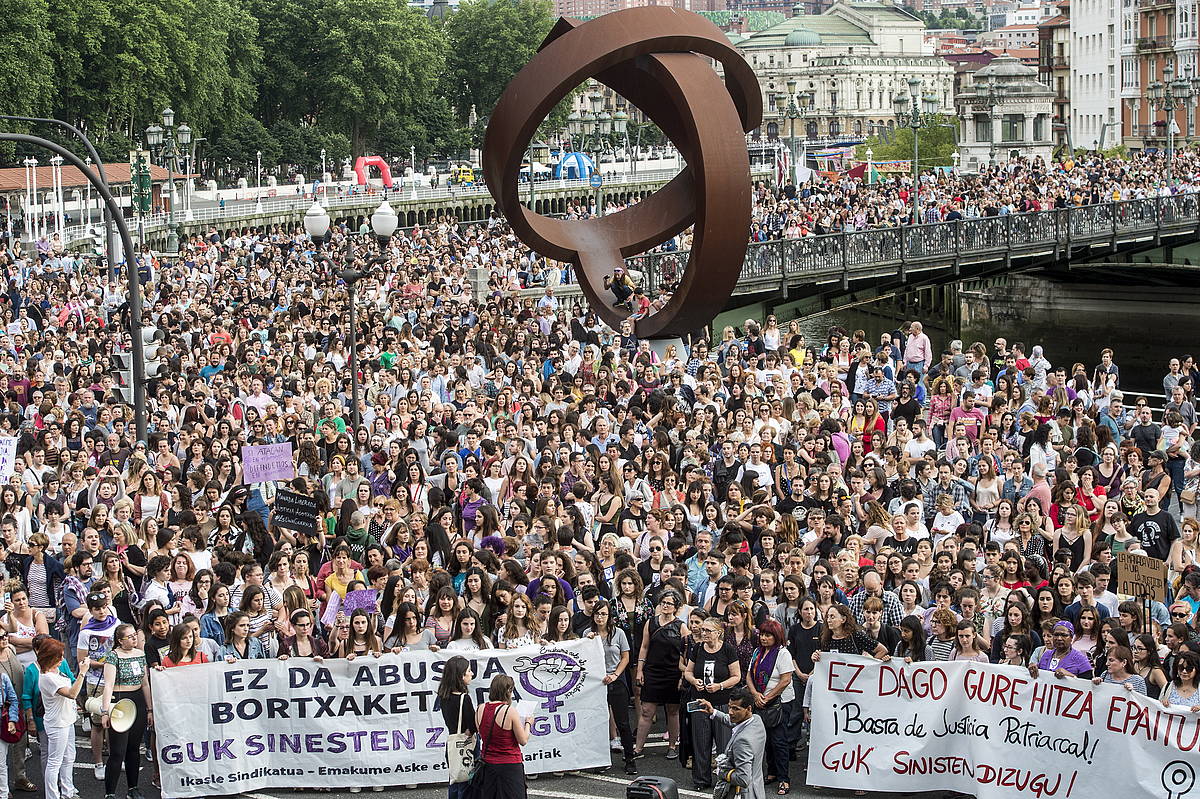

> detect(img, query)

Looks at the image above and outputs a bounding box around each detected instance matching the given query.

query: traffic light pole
[0,132,147,443]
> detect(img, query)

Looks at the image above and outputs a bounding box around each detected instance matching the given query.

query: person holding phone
[692,690,767,799]
[682,617,741,789]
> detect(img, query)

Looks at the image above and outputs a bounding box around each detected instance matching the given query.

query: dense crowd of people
[752,152,1200,237]
[0,156,1199,799]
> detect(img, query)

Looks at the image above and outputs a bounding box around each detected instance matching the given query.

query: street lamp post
[131,149,153,250]
[894,76,939,224]
[321,148,327,196]
[83,156,93,227]
[865,146,873,183]
[1148,63,1197,186]
[184,135,205,222]
[614,98,631,176]
[303,199,399,432]
[21,157,37,245]
[145,107,192,256]
[49,155,64,238]
[975,76,1006,167]
[774,79,813,186]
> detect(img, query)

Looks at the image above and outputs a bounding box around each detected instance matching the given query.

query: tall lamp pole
[774,79,812,187]
[614,98,631,176]
[145,107,192,256]
[303,200,399,432]
[894,76,939,224]
[1148,63,1197,186]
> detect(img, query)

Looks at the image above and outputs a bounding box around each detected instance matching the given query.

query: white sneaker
[372,787,384,793]
[349,788,361,794]
[94,763,104,780]
[610,737,622,751]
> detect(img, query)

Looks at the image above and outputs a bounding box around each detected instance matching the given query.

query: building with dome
[734,2,956,141]
[954,54,1055,170]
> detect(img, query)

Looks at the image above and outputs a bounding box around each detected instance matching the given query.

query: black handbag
[757,696,785,728]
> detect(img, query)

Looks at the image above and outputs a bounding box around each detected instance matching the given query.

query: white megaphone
[109,698,137,733]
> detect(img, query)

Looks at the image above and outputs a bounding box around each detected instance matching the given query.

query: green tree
[0,0,55,119]
[208,116,278,172]
[306,0,447,156]
[857,116,957,168]
[247,0,316,126]
[443,0,555,124]
[41,0,260,153]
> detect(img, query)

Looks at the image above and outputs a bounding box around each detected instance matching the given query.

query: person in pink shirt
[948,391,988,443]
[903,321,933,377]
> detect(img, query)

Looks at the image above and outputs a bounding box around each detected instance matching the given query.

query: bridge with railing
[607,194,1200,312]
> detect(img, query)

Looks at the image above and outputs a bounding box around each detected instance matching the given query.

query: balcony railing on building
[1137,35,1175,50]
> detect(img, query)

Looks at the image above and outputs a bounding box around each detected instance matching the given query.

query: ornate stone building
[956,55,1056,168]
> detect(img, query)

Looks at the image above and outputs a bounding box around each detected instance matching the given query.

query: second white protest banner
[807,653,1200,799]
[152,638,610,797]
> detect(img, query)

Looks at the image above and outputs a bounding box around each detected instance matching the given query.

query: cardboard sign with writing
[242,442,296,485]
[271,489,320,535]
[1116,551,1169,599]
[0,437,17,479]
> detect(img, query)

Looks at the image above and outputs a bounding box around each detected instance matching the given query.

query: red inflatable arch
[353,155,394,188]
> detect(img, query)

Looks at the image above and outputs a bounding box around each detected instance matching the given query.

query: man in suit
[696,689,766,799]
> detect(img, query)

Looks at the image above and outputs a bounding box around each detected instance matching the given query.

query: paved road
[53,730,943,799]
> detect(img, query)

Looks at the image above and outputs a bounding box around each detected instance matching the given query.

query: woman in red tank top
[474,675,531,799]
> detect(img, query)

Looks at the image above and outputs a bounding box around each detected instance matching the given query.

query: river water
[781,274,1192,399]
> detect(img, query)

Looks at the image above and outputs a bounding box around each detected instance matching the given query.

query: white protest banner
[241,442,296,484]
[807,654,1200,799]
[152,638,610,797]
[0,437,17,479]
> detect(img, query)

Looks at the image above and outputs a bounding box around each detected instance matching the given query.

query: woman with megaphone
[98,623,153,799]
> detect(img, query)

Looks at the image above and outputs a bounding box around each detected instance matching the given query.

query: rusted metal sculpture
[483,8,762,338]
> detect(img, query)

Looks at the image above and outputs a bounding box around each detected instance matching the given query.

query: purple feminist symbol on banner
[513,650,586,712]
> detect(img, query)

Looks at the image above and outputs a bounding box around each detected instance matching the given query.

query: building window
[1033,115,1045,140]
[1002,114,1025,142]
[975,115,993,141]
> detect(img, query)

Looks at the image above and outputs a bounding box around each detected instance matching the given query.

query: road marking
[531,790,622,799]
[577,771,711,798]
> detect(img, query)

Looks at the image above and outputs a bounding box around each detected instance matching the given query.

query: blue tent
[555,152,596,180]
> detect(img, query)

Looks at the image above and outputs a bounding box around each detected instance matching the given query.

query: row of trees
[1,0,557,172]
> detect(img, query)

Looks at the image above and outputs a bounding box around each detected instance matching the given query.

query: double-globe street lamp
[303,199,399,432]
[1148,63,1199,186]
[145,107,192,256]
[774,79,814,187]
[893,76,940,225]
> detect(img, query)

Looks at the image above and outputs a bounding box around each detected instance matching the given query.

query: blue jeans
[449,781,471,799]
[1168,458,1186,505]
